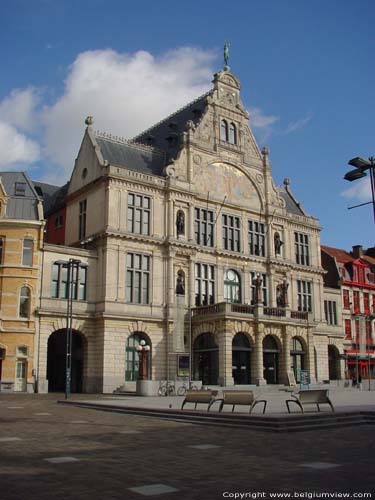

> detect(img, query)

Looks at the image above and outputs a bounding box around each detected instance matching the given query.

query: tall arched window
[19,287,30,318]
[229,122,237,144]
[220,119,228,142]
[224,269,241,303]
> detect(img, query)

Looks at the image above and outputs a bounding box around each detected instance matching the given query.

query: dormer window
[15,182,26,196]
[220,119,237,145]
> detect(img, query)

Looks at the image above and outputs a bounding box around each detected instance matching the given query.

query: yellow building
[0,172,44,392]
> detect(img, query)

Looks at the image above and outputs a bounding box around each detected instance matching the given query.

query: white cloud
[250,107,279,129]
[0,121,40,168]
[42,47,216,176]
[341,177,372,203]
[283,112,313,135]
[0,87,40,132]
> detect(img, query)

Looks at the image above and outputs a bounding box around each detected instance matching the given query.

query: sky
[0,0,374,250]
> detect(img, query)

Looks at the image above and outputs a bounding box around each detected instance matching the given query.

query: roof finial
[224,41,230,70]
[85,116,94,126]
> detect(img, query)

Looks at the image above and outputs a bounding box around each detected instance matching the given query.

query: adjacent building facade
[0,172,44,392]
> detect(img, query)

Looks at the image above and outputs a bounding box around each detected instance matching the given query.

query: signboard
[177,355,190,377]
[286,370,296,387]
[299,370,310,388]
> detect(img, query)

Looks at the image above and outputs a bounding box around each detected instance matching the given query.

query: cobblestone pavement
[0,393,374,500]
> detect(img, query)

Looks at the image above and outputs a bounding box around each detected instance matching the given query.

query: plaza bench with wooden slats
[286,389,335,413]
[214,390,267,414]
[181,389,217,410]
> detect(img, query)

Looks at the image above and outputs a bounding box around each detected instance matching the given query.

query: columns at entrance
[281,326,291,385]
[307,328,316,383]
[253,323,266,385]
[218,324,234,386]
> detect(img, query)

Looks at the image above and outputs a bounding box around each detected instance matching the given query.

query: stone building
[36,66,342,393]
[0,172,44,392]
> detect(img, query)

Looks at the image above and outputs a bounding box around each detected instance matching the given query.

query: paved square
[0,437,22,442]
[44,456,81,464]
[188,444,221,449]
[128,484,179,496]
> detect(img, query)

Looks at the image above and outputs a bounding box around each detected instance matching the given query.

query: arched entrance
[328,345,340,380]
[232,333,252,384]
[263,335,279,384]
[125,332,151,381]
[47,330,84,393]
[193,333,219,385]
[290,337,306,383]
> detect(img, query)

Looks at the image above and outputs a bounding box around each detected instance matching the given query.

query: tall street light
[344,156,375,222]
[55,258,86,399]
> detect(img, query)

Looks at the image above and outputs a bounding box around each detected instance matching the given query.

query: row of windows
[343,289,375,314]
[0,237,33,266]
[51,263,87,300]
[345,318,374,343]
[76,197,312,267]
[324,300,338,325]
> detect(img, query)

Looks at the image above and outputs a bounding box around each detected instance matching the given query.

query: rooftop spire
[224,41,230,70]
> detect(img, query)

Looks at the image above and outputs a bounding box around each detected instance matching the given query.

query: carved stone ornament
[193,155,202,165]
[256,173,263,184]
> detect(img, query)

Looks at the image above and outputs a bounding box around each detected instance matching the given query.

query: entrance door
[232,333,252,384]
[263,352,278,384]
[193,333,219,385]
[15,360,27,392]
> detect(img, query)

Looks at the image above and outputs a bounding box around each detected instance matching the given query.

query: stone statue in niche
[176,210,185,236]
[276,281,289,308]
[274,232,284,255]
[253,273,263,304]
[176,271,185,296]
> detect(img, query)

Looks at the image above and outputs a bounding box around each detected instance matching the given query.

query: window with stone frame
[51,262,87,300]
[297,280,312,312]
[195,263,215,306]
[126,253,150,304]
[222,214,240,252]
[19,287,31,318]
[294,232,310,266]
[324,300,337,325]
[250,272,268,305]
[127,193,151,236]
[78,199,87,240]
[22,239,33,266]
[248,220,265,257]
[353,291,360,313]
[343,289,350,309]
[364,293,370,314]
[194,208,214,247]
[224,269,241,304]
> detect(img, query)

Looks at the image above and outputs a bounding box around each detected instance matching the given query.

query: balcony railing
[192,302,309,322]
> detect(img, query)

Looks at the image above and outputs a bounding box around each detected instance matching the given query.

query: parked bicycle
[177,378,199,396]
[158,380,176,396]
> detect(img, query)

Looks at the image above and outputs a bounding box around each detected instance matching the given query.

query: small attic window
[146,135,154,144]
[168,121,178,130]
[82,168,88,179]
[15,182,26,196]
[192,108,202,118]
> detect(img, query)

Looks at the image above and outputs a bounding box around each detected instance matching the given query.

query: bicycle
[158,380,176,396]
[177,379,199,396]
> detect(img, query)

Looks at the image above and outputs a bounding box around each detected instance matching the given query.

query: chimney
[352,245,363,258]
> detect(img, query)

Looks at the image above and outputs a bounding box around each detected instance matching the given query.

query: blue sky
[0,0,374,250]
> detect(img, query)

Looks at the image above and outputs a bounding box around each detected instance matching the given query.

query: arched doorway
[263,335,279,384]
[232,333,252,384]
[125,332,151,381]
[47,330,84,393]
[290,337,306,383]
[193,333,219,385]
[328,345,340,380]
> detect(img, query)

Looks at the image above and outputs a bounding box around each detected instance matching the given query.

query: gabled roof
[132,91,211,159]
[321,245,354,264]
[32,181,68,215]
[276,186,306,217]
[0,171,41,221]
[95,136,167,177]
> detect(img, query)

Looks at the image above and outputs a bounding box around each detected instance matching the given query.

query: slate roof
[95,137,167,177]
[276,186,306,217]
[132,91,211,160]
[0,171,41,221]
[32,181,68,215]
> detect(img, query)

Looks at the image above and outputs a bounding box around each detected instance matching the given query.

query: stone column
[282,326,291,385]
[254,324,266,385]
[168,197,174,238]
[218,324,234,386]
[188,203,194,242]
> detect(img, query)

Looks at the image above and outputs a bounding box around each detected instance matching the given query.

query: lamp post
[55,258,86,399]
[136,340,150,380]
[344,156,375,222]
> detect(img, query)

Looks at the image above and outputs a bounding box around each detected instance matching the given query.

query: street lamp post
[344,156,375,222]
[136,340,150,380]
[55,258,85,399]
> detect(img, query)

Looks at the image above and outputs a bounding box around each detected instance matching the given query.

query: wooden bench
[181,390,216,410]
[286,389,334,413]
[214,390,267,414]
